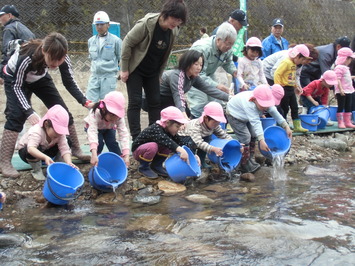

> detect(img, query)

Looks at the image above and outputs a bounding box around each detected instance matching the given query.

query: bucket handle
[47,177,82,202]
[299,116,321,126]
[310,106,330,115]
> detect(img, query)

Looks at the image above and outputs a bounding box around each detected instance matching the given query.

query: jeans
[98,129,122,155]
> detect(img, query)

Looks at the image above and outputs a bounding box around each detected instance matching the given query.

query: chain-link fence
[0,0,354,72]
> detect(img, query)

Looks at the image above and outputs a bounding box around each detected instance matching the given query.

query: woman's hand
[120,71,129,83]
[27,112,41,125]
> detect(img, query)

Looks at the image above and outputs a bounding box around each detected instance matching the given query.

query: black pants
[336,93,353,113]
[126,69,161,140]
[280,86,299,120]
[160,94,191,118]
[4,73,74,132]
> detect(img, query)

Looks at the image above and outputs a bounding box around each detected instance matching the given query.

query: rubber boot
[239,146,260,173]
[150,154,168,177]
[293,119,309,133]
[197,149,211,169]
[249,140,261,168]
[343,112,355,128]
[28,161,46,181]
[138,159,158,179]
[68,124,90,161]
[336,113,345,129]
[0,129,20,178]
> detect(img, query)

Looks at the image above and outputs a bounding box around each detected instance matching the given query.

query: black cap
[0,5,19,17]
[335,36,351,48]
[272,18,284,27]
[230,9,247,26]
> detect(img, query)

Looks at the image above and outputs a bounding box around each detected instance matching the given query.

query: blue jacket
[261,33,289,60]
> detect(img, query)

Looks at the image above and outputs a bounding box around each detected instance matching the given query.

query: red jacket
[301,80,329,105]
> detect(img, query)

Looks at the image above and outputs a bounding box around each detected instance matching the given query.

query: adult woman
[120,0,188,140]
[0,32,92,178]
[160,50,230,119]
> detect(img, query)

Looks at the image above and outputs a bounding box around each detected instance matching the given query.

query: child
[333,47,355,128]
[300,70,338,111]
[274,44,312,132]
[237,37,268,92]
[131,106,191,179]
[17,105,78,180]
[85,91,130,167]
[227,84,292,173]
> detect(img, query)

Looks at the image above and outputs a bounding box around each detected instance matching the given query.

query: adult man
[261,18,289,60]
[211,9,247,35]
[86,11,122,102]
[300,36,351,87]
[187,22,237,119]
[0,5,35,84]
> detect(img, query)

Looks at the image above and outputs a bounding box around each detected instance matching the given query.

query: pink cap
[271,84,284,105]
[246,37,262,48]
[103,91,125,118]
[321,70,338,86]
[288,44,312,59]
[157,106,188,126]
[252,84,275,108]
[200,102,226,123]
[335,47,355,65]
[39,105,69,135]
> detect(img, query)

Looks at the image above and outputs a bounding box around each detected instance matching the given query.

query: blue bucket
[309,105,330,129]
[259,126,291,160]
[329,106,338,121]
[260,117,276,131]
[88,152,127,192]
[43,162,84,205]
[165,146,201,183]
[208,139,242,172]
[299,114,320,132]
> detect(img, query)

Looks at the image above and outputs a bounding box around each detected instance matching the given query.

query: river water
[0,158,354,265]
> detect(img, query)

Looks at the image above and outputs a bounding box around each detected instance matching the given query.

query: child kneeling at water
[132,106,197,179]
[227,84,292,173]
[17,105,78,180]
[85,91,130,167]
[178,102,238,168]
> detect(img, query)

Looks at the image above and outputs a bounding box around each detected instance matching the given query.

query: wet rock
[226,207,250,216]
[185,210,214,219]
[132,195,161,205]
[250,187,261,193]
[232,187,249,193]
[95,193,124,204]
[203,184,230,193]
[126,214,175,232]
[132,179,146,191]
[308,138,347,151]
[240,173,256,182]
[195,169,210,184]
[303,165,338,177]
[158,180,186,194]
[138,177,160,186]
[185,194,215,204]
[0,234,27,248]
[137,185,154,195]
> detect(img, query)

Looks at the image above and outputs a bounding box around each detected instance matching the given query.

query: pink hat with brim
[39,105,69,135]
[288,44,312,59]
[246,37,262,48]
[335,47,355,65]
[252,84,275,108]
[271,84,284,106]
[157,106,188,126]
[103,91,125,118]
[200,102,227,123]
[321,70,338,86]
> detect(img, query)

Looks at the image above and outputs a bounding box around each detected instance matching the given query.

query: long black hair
[177,50,204,72]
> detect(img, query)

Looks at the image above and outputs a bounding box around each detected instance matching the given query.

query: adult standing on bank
[120,0,188,140]
[0,4,35,84]
[86,11,122,102]
[211,9,247,35]
[261,18,289,60]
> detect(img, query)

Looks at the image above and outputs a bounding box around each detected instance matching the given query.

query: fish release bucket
[299,114,320,132]
[88,152,128,193]
[309,105,330,129]
[328,106,338,121]
[260,117,276,131]
[208,139,242,173]
[165,146,201,183]
[43,162,84,205]
[259,126,292,160]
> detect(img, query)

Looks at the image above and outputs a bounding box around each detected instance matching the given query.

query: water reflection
[0,159,354,265]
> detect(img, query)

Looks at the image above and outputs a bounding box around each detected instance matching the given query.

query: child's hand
[211,146,223,157]
[123,154,130,167]
[194,155,201,166]
[176,147,189,162]
[44,156,54,165]
[259,139,270,152]
[68,162,79,169]
[0,192,6,203]
[90,154,98,166]
[340,90,345,96]
[242,84,249,91]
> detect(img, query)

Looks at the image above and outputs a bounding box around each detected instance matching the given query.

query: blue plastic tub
[165,146,201,183]
[329,106,338,121]
[260,117,276,131]
[259,126,292,160]
[309,105,330,129]
[299,114,320,132]
[88,152,127,192]
[208,139,242,172]
[43,163,84,205]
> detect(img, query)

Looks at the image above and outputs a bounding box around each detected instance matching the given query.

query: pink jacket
[334,65,354,94]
